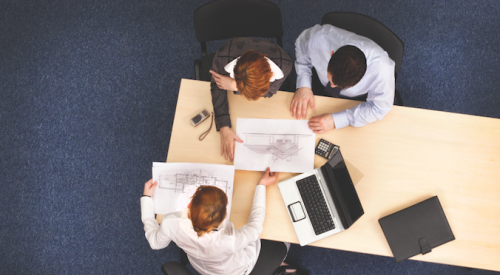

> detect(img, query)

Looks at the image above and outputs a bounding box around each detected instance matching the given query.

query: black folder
[378,196,455,262]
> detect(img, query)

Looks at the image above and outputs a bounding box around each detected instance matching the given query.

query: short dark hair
[327,45,367,90]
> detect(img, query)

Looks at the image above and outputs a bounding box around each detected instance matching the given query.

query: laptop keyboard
[296,175,335,235]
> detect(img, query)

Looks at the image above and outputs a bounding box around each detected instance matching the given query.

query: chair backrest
[193,0,283,46]
[321,12,404,76]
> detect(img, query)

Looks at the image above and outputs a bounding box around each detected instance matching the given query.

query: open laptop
[278,146,364,246]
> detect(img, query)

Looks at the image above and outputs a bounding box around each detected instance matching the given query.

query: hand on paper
[308,113,335,134]
[143,179,158,197]
[258,167,279,187]
[220,126,243,161]
[290,87,315,119]
[210,70,238,91]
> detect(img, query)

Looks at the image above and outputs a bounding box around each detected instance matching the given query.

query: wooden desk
[165,79,500,271]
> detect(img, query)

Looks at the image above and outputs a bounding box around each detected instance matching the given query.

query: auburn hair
[234,50,273,100]
[327,45,367,90]
[189,186,228,237]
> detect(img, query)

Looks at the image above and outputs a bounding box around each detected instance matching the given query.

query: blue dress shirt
[295,24,395,129]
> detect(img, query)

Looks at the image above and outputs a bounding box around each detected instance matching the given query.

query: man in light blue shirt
[290,24,395,133]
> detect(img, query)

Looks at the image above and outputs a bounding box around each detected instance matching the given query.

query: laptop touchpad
[288,202,306,222]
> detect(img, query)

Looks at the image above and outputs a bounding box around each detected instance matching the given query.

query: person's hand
[210,70,238,91]
[308,113,335,134]
[290,87,315,119]
[143,179,158,197]
[258,167,279,187]
[220,126,243,161]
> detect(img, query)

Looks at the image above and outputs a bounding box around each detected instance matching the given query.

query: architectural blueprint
[234,118,315,173]
[152,162,235,215]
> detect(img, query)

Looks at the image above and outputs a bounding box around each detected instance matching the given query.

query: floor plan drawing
[234,118,315,173]
[152,162,235,215]
[157,169,231,194]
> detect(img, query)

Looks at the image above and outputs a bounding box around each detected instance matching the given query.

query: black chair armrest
[194,59,201,80]
[395,89,404,106]
[161,261,193,275]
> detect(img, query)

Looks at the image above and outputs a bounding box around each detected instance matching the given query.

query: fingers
[149,181,158,191]
[291,100,297,118]
[272,171,279,179]
[221,138,224,156]
[296,101,302,119]
[309,97,315,110]
[145,178,153,186]
[229,142,234,161]
[210,70,224,89]
[264,167,271,175]
[235,134,243,143]
[301,100,308,119]
[209,70,220,78]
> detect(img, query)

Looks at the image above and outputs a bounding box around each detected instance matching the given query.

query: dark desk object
[379,196,455,262]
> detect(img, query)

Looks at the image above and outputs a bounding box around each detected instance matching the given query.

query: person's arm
[209,40,244,161]
[140,179,172,250]
[268,50,293,95]
[331,63,395,129]
[232,168,279,251]
[291,26,318,119]
[210,41,234,131]
[294,26,315,90]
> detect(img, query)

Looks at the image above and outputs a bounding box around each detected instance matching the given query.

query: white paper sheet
[152,162,235,216]
[234,118,315,173]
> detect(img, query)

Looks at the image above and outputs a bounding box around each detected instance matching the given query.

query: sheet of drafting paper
[234,118,315,173]
[151,162,235,216]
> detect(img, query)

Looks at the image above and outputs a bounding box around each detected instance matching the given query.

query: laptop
[278,146,364,246]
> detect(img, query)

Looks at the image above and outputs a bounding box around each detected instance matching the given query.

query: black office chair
[161,240,295,275]
[193,0,294,91]
[321,12,405,106]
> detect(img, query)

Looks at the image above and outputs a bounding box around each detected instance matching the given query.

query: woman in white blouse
[140,168,296,275]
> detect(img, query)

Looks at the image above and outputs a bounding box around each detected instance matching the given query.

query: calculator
[315,139,339,159]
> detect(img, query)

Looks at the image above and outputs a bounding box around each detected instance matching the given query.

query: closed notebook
[378,196,455,262]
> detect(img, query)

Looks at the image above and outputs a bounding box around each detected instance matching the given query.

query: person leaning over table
[290,24,395,133]
[209,37,293,161]
[140,168,297,275]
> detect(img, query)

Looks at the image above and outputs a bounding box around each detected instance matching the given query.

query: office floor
[0,0,499,274]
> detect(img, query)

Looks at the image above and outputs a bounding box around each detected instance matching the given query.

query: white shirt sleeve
[140,196,173,250]
[232,185,266,252]
[295,26,315,89]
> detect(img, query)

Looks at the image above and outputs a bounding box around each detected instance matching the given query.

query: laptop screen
[321,150,364,229]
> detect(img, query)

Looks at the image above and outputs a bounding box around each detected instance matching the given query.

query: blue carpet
[0,0,499,274]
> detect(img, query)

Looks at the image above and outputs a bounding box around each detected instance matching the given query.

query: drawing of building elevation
[243,133,305,161]
[158,170,230,193]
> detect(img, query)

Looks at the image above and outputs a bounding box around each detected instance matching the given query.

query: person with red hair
[140,168,296,275]
[208,37,293,162]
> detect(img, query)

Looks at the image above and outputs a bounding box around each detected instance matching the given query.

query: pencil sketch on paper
[234,118,315,173]
[152,162,235,215]
[243,133,309,161]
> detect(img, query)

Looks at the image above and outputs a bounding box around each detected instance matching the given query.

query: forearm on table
[236,185,266,242]
[211,83,231,130]
[333,99,391,129]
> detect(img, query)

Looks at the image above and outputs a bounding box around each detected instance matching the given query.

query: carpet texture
[0,0,498,274]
